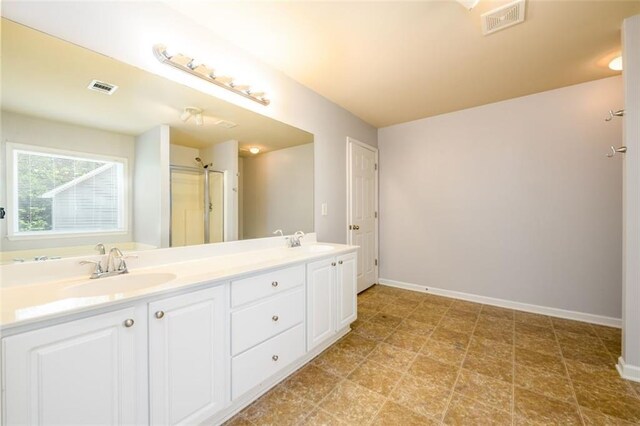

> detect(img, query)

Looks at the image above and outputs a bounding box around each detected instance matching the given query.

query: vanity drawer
[231,323,305,399]
[231,288,304,356]
[231,265,304,307]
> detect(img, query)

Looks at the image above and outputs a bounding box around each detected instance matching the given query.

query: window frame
[5,142,129,240]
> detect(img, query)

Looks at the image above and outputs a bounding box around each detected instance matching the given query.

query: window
[7,144,127,238]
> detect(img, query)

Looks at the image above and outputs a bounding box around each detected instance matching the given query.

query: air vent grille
[87,79,119,95]
[482,0,526,35]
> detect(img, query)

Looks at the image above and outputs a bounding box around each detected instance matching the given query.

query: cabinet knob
[272,355,279,361]
[272,315,279,322]
[123,318,135,328]
[272,281,279,287]
[338,260,343,265]
[331,262,336,266]
[155,311,165,319]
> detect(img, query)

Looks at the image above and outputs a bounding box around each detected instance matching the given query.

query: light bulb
[609,56,623,71]
[249,147,260,154]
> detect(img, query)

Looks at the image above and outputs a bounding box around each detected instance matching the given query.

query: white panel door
[336,252,358,330]
[2,307,147,425]
[306,258,335,351]
[348,138,378,293]
[149,286,227,425]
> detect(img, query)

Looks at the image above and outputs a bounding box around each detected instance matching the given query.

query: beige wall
[3,1,378,244]
[0,111,135,252]
[242,143,314,239]
[379,76,624,318]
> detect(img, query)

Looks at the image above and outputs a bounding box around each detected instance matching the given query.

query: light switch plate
[321,203,328,216]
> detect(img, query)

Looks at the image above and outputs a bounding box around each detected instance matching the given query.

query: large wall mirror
[0,19,314,264]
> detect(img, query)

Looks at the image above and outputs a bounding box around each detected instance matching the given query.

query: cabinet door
[336,252,358,330]
[306,258,335,351]
[2,307,147,425]
[149,286,227,425]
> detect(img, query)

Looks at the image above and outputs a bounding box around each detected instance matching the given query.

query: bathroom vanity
[0,238,358,425]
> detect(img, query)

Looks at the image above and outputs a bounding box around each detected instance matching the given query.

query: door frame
[346,136,379,289]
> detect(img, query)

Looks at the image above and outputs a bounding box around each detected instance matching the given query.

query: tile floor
[226,285,640,425]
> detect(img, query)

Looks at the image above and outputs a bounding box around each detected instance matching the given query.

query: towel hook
[607,146,627,158]
[605,109,625,122]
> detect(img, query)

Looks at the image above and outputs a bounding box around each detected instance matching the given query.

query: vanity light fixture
[249,147,261,155]
[609,56,623,71]
[181,106,204,126]
[153,44,270,106]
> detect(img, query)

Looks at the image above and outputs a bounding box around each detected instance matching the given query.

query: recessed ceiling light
[249,147,260,154]
[609,56,623,71]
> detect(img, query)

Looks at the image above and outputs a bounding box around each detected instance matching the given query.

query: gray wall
[379,76,624,318]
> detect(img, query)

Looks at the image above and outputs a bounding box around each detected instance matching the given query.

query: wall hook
[607,146,627,158]
[605,109,625,122]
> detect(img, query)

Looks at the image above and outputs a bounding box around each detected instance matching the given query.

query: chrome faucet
[80,246,136,279]
[287,231,305,248]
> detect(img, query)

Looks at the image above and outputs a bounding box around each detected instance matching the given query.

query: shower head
[195,157,212,169]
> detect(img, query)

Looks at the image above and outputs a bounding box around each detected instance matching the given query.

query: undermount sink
[300,244,335,253]
[63,272,177,297]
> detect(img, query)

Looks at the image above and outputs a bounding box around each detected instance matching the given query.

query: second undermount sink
[63,272,177,297]
[300,244,335,253]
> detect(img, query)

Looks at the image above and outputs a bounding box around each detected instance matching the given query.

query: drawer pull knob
[272,315,279,322]
[155,311,165,319]
[272,281,279,287]
[338,260,343,265]
[272,355,279,361]
[331,262,336,266]
[123,318,135,328]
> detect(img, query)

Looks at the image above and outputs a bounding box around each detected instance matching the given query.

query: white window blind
[10,146,126,236]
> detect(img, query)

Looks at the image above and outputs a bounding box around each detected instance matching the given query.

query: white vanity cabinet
[148,286,227,425]
[306,252,358,351]
[2,306,148,426]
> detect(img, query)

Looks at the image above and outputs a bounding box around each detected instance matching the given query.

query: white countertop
[0,242,356,331]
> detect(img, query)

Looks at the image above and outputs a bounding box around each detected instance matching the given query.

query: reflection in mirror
[0,19,314,263]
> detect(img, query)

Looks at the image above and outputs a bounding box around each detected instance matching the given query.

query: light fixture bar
[153,44,270,106]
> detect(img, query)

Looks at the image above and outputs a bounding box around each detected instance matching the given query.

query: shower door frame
[169,165,225,246]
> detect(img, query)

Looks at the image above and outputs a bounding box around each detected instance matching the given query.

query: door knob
[338,260,343,265]
[272,315,279,322]
[155,311,165,319]
[123,318,135,328]
[272,355,279,361]
[272,281,278,287]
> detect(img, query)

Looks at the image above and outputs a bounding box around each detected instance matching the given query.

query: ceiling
[1,19,312,154]
[167,0,640,128]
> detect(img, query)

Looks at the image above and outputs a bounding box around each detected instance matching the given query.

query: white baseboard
[378,278,621,328]
[617,357,640,382]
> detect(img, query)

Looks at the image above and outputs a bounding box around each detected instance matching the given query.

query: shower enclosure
[170,161,224,247]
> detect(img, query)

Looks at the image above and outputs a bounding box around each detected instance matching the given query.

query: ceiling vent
[481,0,526,35]
[87,79,119,95]
[213,118,237,129]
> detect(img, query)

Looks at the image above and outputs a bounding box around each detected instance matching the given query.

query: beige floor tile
[592,324,621,342]
[384,329,429,352]
[573,381,640,423]
[556,329,606,350]
[565,359,636,397]
[243,386,315,426]
[580,406,637,426]
[629,380,640,397]
[282,365,341,404]
[473,324,514,345]
[446,308,480,322]
[514,311,552,328]
[602,339,622,358]
[439,316,477,334]
[369,312,404,328]
[481,305,515,320]
[378,303,416,318]
[468,335,514,359]
[335,332,379,358]
[431,326,472,348]
[463,350,513,384]
[561,344,616,367]
[390,374,452,419]
[396,318,436,336]
[476,315,514,330]
[444,392,512,425]
[450,300,482,313]
[420,338,467,366]
[552,318,597,336]
[515,347,566,376]
[514,364,574,403]
[390,298,422,310]
[408,310,446,325]
[408,354,460,388]
[514,387,582,425]
[454,369,513,410]
[357,307,377,321]
[312,346,364,377]
[347,358,401,396]
[371,401,439,426]
[515,322,556,340]
[514,332,561,356]
[353,320,396,341]
[300,409,346,426]
[422,294,454,307]
[367,342,417,372]
[319,380,386,425]
[222,414,253,426]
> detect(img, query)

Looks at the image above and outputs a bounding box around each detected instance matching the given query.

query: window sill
[5,231,129,241]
